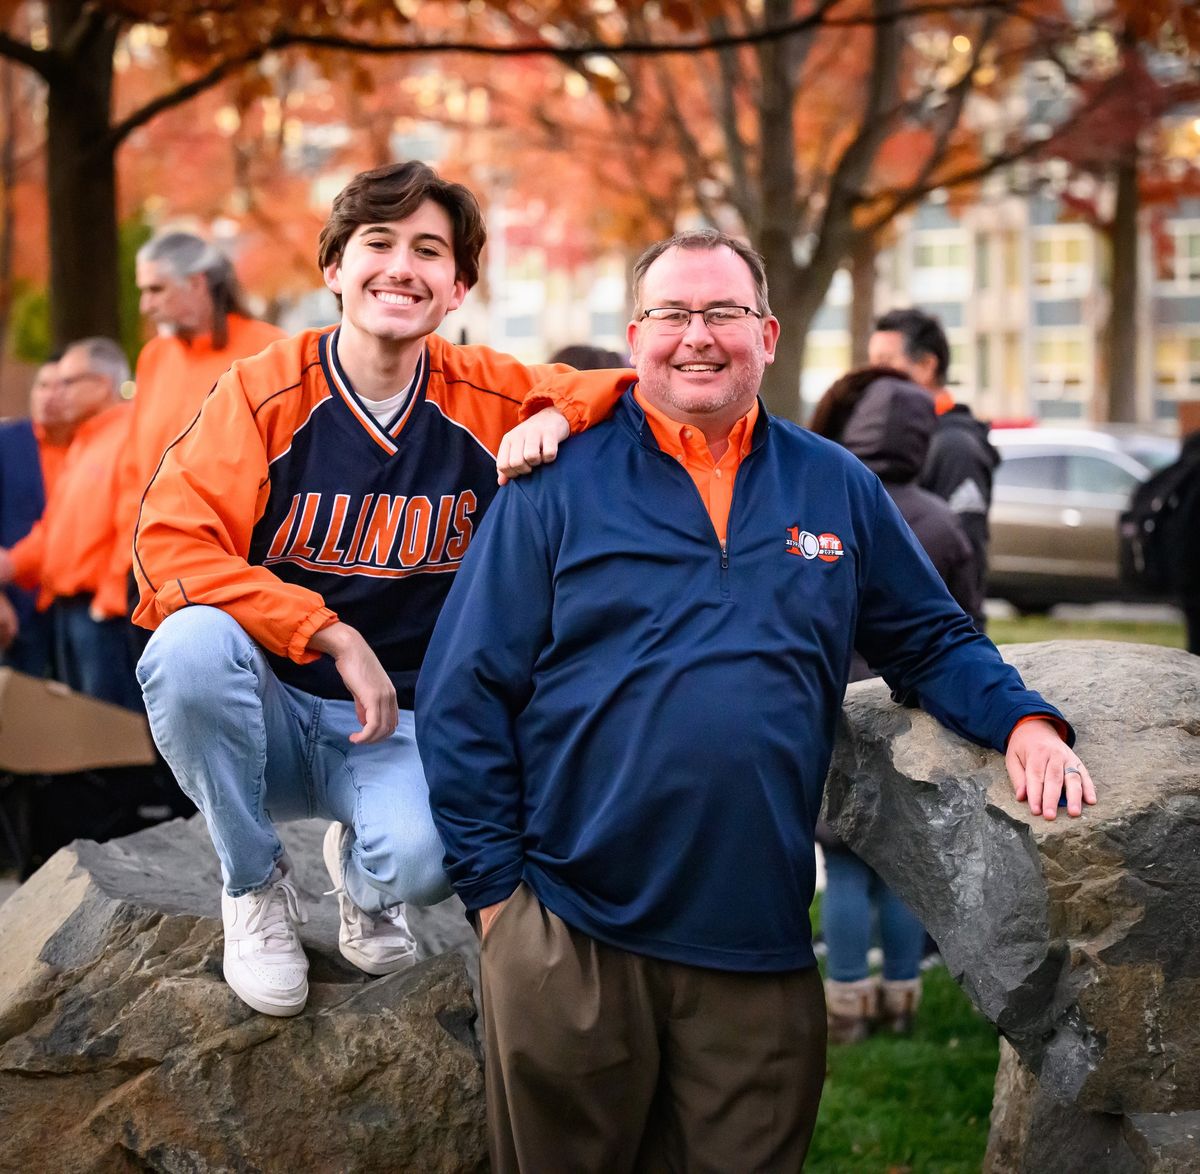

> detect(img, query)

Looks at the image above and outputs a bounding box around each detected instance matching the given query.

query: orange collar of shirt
[634,388,758,543]
[933,389,955,416]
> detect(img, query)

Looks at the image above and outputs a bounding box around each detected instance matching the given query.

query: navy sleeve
[415,480,554,912]
[854,479,1073,751]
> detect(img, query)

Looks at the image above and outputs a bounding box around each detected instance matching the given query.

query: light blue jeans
[136,606,451,912]
[821,847,925,983]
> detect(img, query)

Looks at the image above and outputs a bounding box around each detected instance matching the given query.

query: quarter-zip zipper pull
[720,540,729,570]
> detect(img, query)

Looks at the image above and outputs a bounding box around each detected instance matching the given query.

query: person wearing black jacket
[869,308,997,624]
[809,366,983,1042]
[1163,431,1200,654]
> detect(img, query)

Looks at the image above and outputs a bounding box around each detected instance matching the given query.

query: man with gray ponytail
[98,232,283,618]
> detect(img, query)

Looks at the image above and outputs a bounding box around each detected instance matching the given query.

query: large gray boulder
[825,640,1200,1169]
[0,818,484,1173]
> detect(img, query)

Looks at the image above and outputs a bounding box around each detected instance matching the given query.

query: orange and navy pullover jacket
[133,326,630,707]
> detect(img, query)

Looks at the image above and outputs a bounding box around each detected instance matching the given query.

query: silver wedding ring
[1064,766,1081,777]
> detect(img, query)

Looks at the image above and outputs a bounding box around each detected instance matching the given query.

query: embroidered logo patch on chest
[785,527,845,562]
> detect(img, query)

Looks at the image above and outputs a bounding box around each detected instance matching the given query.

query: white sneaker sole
[324,822,418,976]
[223,963,307,1017]
[337,936,418,977]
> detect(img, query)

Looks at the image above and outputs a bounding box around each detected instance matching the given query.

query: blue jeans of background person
[51,595,143,711]
[136,605,451,912]
[822,846,925,982]
[3,589,51,678]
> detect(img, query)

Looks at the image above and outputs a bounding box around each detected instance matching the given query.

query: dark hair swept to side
[317,160,487,289]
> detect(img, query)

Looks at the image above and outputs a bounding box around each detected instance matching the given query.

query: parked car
[986,426,1179,613]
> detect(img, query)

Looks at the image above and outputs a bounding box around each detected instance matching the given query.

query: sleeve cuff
[1006,712,1071,748]
[290,606,338,663]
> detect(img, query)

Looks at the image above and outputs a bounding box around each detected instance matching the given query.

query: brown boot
[879,978,922,1035]
[824,977,878,1045]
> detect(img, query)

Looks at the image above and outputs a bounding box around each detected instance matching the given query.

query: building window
[914,240,968,268]
[975,334,991,391]
[911,231,970,301]
[1154,333,1200,403]
[1002,230,1022,289]
[1163,225,1200,289]
[974,235,990,291]
[1031,230,1090,295]
[1032,330,1089,415]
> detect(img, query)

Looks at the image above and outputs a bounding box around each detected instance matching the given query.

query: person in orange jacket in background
[0,338,140,709]
[104,231,284,622]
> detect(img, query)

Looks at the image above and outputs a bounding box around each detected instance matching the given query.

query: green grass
[807,967,999,1172]
[804,613,1186,1169]
[987,612,1185,648]
[807,890,999,1172]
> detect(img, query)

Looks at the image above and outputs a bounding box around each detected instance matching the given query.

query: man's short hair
[138,231,248,348]
[631,229,771,317]
[317,161,487,289]
[66,337,130,392]
[873,308,950,384]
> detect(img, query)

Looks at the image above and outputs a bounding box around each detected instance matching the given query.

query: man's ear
[444,277,468,314]
[761,315,781,365]
[322,259,342,298]
[626,317,641,359]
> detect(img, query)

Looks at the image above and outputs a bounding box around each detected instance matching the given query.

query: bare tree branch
[0,32,52,78]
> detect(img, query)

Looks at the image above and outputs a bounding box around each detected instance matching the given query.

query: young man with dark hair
[132,160,622,1017]
[869,307,998,623]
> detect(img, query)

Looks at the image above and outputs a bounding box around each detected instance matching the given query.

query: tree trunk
[849,234,878,366]
[0,59,15,364]
[1103,152,1138,423]
[761,261,838,423]
[46,3,120,348]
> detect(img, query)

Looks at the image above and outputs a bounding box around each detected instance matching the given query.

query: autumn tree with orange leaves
[1048,0,1200,421]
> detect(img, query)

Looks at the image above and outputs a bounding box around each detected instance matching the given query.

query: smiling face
[627,245,779,440]
[323,199,467,354]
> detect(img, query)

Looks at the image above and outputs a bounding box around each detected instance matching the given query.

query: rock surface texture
[0,818,483,1173]
[825,640,1200,1172]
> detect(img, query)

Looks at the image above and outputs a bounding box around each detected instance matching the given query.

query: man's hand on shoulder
[308,621,397,744]
[496,407,570,486]
[1005,717,1097,820]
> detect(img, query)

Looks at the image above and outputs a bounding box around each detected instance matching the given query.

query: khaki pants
[481,885,827,1173]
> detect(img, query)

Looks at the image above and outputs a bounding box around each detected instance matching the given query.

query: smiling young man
[417,228,1096,1171]
[131,161,620,1018]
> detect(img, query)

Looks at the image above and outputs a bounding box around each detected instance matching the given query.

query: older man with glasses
[418,228,1096,1172]
[0,337,140,709]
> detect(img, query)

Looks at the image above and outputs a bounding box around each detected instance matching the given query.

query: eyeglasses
[640,306,763,332]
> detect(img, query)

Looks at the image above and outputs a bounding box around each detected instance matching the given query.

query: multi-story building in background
[803,193,1200,429]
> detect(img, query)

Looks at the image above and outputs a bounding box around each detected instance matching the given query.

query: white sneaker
[221,855,309,1017]
[323,821,418,976]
